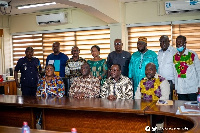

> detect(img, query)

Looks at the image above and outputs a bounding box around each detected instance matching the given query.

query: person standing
[129,37,158,96]
[158,35,177,100]
[174,35,200,101]
[14,47,42,96]
[107,39,131,77]
[46,42,68,77]
[87,45,107,85]
[65,46,86,83]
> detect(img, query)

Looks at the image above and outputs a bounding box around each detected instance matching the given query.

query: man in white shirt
[158,35,177,100]
[135,63,170,100]
[174,35,200,101]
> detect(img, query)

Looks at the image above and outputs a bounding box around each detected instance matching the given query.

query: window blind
[128,25,172,54]
[12,34,43,67]
[172,23,200,58]
[76,29,110,60]
[12,28,110,68]
[42,31,76,66]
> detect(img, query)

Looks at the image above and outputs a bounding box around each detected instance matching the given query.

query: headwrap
[138,37,147,43]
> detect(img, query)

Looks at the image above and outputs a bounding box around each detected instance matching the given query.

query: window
[128,25,171,54]
[12,34,43,67]
[12,28,110,68]
[172,23,200,57]
[128,22,200,58]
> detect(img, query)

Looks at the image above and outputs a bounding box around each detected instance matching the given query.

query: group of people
[14,35,200,101]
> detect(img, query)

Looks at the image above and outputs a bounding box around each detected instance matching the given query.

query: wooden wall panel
[44,109,148,133]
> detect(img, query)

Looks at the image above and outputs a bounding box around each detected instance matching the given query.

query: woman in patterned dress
[87,45,107,85]
[36,64,65,98]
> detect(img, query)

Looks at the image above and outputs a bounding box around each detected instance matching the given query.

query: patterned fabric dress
[100,75,133,99]
[65,57,86,83]
[140,75,165,100]
[69,75,100,98]
[36,75,65,98]
[87,59,108,85]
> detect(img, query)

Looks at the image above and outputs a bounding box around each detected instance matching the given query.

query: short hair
[177,35,186,42]
[45,64,55,70]
[114,39,122,42]
[53,42,60,45]
[91,45,100,52]
[25,47,34,52]
[71,46,79,51]
[160,35,169,40]
[111,64,121,70]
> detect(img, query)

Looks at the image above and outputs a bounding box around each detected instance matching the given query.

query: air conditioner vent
[36,12,67,25]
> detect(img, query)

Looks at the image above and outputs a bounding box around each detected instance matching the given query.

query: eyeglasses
[114,42,122,46]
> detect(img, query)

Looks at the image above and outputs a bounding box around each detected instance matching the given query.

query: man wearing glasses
[107,39,131,77]
[101,64,133,100]
[129,37,158,97]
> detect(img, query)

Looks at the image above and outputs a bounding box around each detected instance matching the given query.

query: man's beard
[138,47,146,53]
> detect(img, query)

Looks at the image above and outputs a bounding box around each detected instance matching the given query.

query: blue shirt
[46,52,68,77]
[129,50,159,93]
[107,51,131,77]
[15,57,42,87]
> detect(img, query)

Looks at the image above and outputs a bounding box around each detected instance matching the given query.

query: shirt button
[24,78,25,79]
[31,72,32,73]
[32,78,33,79]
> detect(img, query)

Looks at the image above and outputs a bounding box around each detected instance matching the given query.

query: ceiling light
[17,2,56,9]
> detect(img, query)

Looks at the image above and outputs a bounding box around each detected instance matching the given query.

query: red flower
[191,53,195,61]
[180,62,188,74]
[175,53,181,61]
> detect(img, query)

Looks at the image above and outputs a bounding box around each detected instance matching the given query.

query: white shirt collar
[159,45,174,52]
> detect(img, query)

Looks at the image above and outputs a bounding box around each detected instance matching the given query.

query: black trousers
[21,85,37,96]
[61,77,71,97]
[178,93,197,101]
[168,80,174,100]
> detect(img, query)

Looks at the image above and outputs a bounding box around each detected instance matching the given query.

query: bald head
[52,42,60,55]
[146,63,156,69]
[145,63,156,80]
[25,47,34,52]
